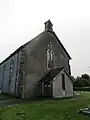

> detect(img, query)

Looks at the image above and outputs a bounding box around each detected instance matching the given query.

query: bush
[73,87,90,91]
[73,74,90,87]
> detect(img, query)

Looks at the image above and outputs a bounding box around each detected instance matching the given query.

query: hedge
[74,87,90,91]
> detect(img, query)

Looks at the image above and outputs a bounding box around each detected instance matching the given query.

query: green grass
[0,93,14,100]
[0,92,90,120]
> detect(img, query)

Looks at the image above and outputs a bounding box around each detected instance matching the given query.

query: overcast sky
[0,0,90,77]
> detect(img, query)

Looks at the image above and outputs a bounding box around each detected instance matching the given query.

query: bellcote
[44,20,53,31]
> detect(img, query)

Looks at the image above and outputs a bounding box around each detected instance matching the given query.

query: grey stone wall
[0,64,3,90]
[0,51,21,96]
[14,51,21,97]
[2,59,10,93]
[9,54,18,95]
[16,48,26,98]
[0,30,71,99]
[23,31,71,98]
[53,70,73,98]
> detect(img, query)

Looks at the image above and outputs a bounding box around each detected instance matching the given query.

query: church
[0,20,73,99]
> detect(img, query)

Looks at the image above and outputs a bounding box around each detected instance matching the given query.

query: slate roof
[40,67,64,81]
[40,67,73,82]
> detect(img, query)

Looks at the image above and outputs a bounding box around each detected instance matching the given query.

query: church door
[43,81,52,97]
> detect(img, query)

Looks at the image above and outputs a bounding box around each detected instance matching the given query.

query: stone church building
[0,20,73,99]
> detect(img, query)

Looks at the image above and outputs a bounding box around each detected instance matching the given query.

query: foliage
[0,93,14,100]
[74,87,90,91]
[73,74,90,87]
[0,92,90,120]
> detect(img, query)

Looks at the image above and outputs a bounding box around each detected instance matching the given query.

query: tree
[73,74,90,87]
[82,74,90,80]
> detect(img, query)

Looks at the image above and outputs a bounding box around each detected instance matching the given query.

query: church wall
[24,31,71,98]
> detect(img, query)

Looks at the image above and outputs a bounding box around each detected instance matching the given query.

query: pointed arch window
[47,40,55,70]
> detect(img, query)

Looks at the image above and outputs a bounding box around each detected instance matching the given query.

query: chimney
[44,20,53,31]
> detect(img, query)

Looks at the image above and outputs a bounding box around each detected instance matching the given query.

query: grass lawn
[0,93,14,100]
[0,92,90,120]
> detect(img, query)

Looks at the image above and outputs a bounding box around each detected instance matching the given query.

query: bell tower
[44,20,53,31]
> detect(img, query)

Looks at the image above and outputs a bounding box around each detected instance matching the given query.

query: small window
[10,59,14,73]
[62,74,65,90]
[45,85,47,87]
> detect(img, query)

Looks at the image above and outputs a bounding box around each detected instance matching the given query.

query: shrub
[73,87,90,91]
